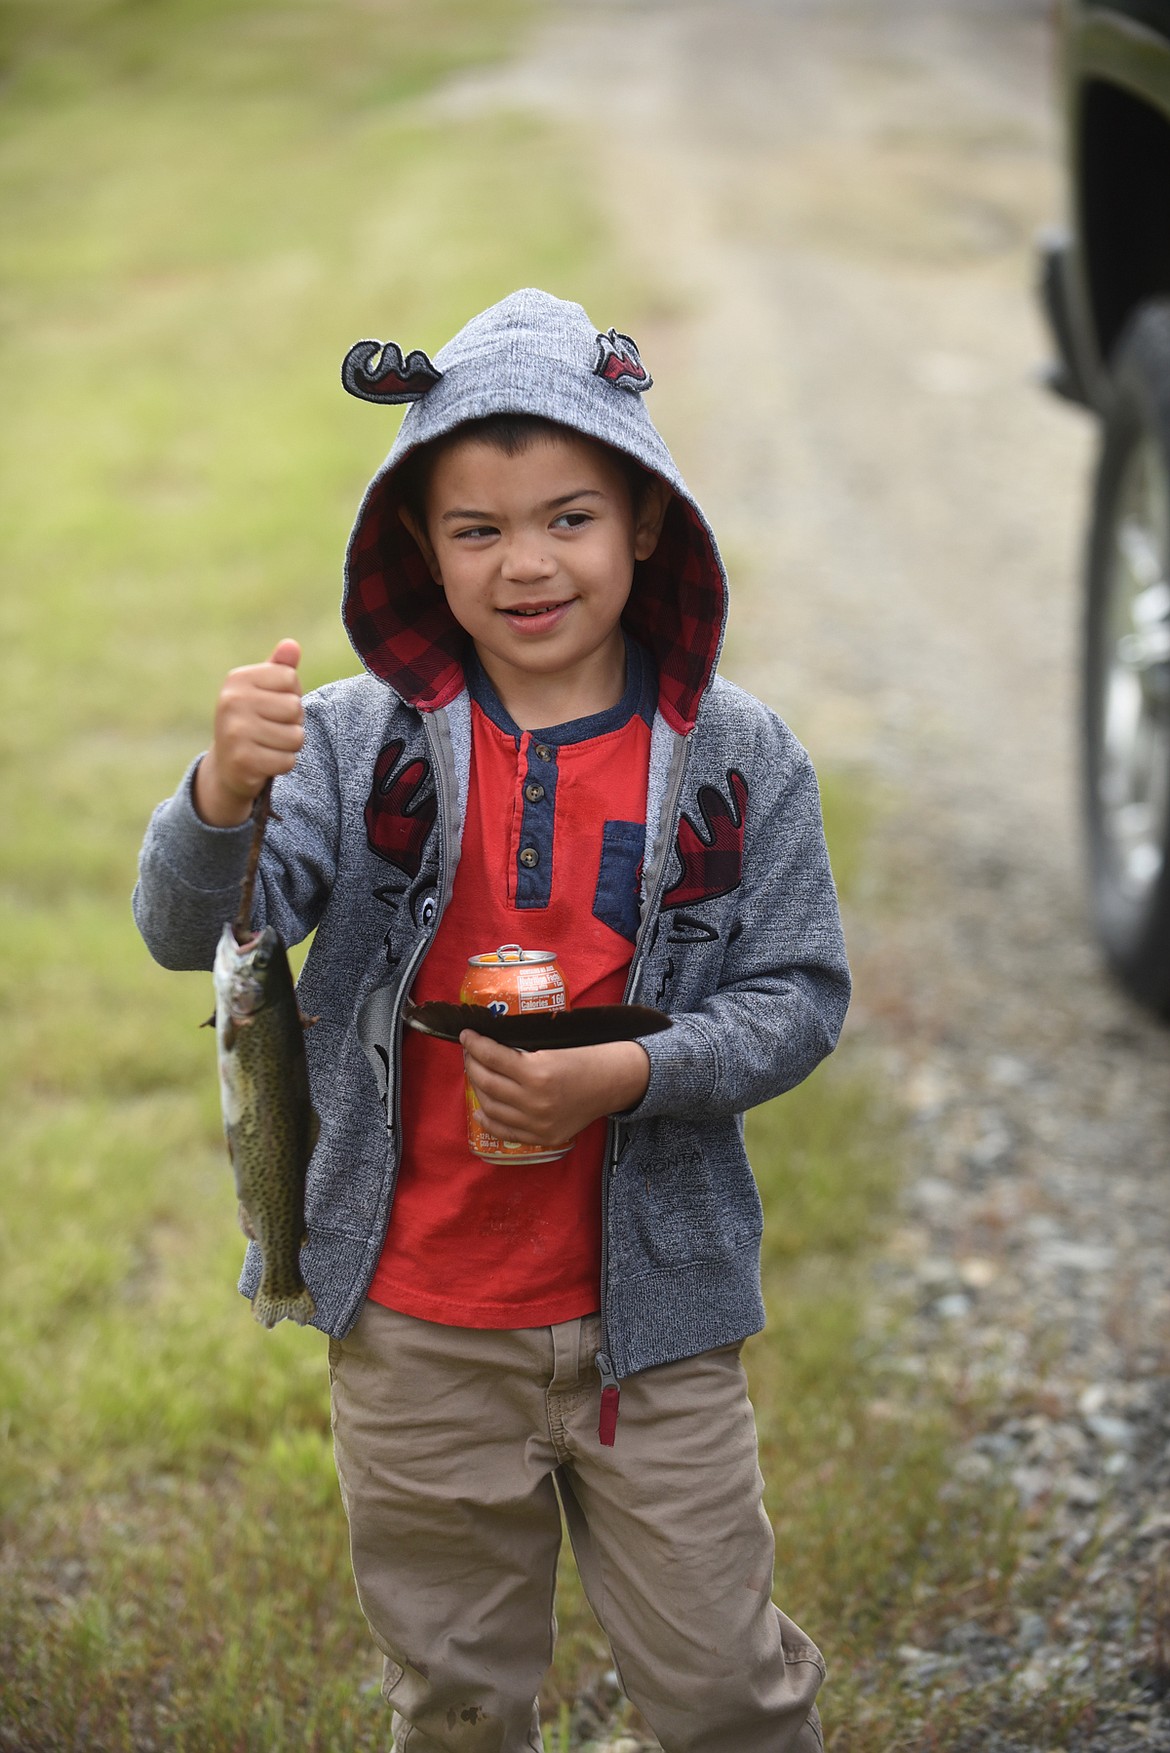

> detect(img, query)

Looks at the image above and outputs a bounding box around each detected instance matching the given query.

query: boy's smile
[401,430,669,728]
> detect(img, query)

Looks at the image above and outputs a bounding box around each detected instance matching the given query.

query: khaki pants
[329,1302,824,1753]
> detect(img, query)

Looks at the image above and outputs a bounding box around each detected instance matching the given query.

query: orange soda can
[461,944,573,1164]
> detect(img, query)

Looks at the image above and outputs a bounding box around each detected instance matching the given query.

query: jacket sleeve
[628,721,851,1123]
[132,686,342,970]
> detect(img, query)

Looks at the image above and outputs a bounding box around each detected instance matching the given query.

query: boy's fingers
[460,1032,523,1074]
[467,1083,549,1141]
[463,1057,520,1104]
[249,690,304,723]
[248,661,303,696]
[221,688,302,723]
[247,722,305,754]
[218,702,303,749]
[268,637,301,670]
[220,671,303,731]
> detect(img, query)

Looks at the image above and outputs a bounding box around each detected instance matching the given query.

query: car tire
[1084,298,1170,1012]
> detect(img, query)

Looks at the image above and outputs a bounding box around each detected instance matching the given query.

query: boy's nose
[500,535,555,583]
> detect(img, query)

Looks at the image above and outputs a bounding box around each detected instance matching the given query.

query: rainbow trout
[213,922,318,1328]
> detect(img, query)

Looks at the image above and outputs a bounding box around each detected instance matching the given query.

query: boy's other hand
[194,638,305,827]
[460,1033,651,1149]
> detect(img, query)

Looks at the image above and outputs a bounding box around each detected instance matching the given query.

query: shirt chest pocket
[592,819,645,943]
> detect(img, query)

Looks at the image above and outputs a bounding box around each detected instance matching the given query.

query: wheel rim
[1098,432,1170,904]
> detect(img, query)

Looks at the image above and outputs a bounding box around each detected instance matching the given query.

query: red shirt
[368,641,655,1327]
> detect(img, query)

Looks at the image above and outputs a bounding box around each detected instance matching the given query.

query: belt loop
[549,1319,572,1390]
[549,1316,601,1389]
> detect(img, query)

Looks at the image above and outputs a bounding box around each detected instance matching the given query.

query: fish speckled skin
[213,922,318,1328]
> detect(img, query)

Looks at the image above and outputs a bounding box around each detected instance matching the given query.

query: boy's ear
[633,477,673,563]
[398,505,444,587]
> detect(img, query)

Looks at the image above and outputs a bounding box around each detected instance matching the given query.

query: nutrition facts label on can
[516,967,567,1013]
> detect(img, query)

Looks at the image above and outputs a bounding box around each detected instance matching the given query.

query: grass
[0,3,1093,1748]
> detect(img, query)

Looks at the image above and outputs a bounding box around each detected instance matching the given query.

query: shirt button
[524,782,545,803]
[534,743,554,762]
[519,846,539,869]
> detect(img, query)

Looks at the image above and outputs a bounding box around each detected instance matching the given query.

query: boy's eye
[552,511,591,530]
[452,524,498,541]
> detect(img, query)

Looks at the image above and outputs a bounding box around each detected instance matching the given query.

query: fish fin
[298,1008,319,1030]
[223,1015,257,1050]
[251,1283,316,1330]
[200,1012,216,1029]
[237,1202,257,1241]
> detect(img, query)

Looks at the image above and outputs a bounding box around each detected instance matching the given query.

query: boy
[134,289,850,1752]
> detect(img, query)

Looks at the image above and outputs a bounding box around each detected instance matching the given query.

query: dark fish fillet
[404,1000,672,1050]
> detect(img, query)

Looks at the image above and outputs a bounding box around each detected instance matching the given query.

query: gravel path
[439,2,1170,1741]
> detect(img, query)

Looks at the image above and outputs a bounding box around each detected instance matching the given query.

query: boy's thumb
[268,637,301,671]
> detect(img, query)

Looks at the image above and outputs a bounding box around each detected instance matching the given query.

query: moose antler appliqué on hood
[594,328,653,392]
[342,340,443,405]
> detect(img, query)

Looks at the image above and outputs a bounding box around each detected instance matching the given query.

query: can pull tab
[596,1351,620,1447]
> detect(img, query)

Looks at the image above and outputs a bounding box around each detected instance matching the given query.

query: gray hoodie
[134,288,850,1387]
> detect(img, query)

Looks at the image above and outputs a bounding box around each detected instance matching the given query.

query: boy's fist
[460,1034,651,1147]
[194,639,305,827]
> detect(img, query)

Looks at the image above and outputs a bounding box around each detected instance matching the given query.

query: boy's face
[401,431,668,714]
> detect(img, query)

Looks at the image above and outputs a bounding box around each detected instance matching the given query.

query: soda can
[461,944,573,1164]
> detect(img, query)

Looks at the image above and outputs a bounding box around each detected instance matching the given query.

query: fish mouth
[232,925,263,951]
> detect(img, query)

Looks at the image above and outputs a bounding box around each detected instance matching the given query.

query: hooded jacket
[134,288,851,1382]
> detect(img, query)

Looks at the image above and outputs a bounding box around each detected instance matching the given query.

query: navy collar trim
[464,634,656,747]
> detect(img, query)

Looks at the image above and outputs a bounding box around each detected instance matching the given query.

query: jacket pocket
[619,1117,763,1271]
[592,819,644,942]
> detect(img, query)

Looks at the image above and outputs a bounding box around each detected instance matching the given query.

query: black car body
[1043,0,1170,409]
[1041,0,1170,1010]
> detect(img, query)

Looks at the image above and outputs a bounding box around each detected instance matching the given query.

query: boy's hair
[398,413,655,528]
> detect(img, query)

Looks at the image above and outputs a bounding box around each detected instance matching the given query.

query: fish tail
[251,1282,316,1329]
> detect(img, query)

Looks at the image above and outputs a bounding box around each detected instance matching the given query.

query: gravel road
[440,2,1170,1743]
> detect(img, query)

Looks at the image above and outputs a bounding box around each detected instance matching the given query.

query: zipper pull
[596,1351,620,1447]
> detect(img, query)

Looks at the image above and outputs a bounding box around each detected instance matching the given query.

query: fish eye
[253,948,271,970]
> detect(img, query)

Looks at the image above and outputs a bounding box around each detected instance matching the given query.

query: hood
[341,288,727,736]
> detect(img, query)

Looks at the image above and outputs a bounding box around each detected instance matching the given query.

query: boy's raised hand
[194,638,305,827]
[460,1034,651,1149]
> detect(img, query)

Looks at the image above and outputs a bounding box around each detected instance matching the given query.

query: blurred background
[4,0,1170,1747]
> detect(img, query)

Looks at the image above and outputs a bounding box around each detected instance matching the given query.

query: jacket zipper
[594,728,692,1444]
[596,1337,621,1446]
[379,713,453,1263]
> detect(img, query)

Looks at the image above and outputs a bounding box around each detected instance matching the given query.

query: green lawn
[0,5,1089,1748]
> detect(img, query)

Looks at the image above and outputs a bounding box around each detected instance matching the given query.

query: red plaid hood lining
[342,473,725,737]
